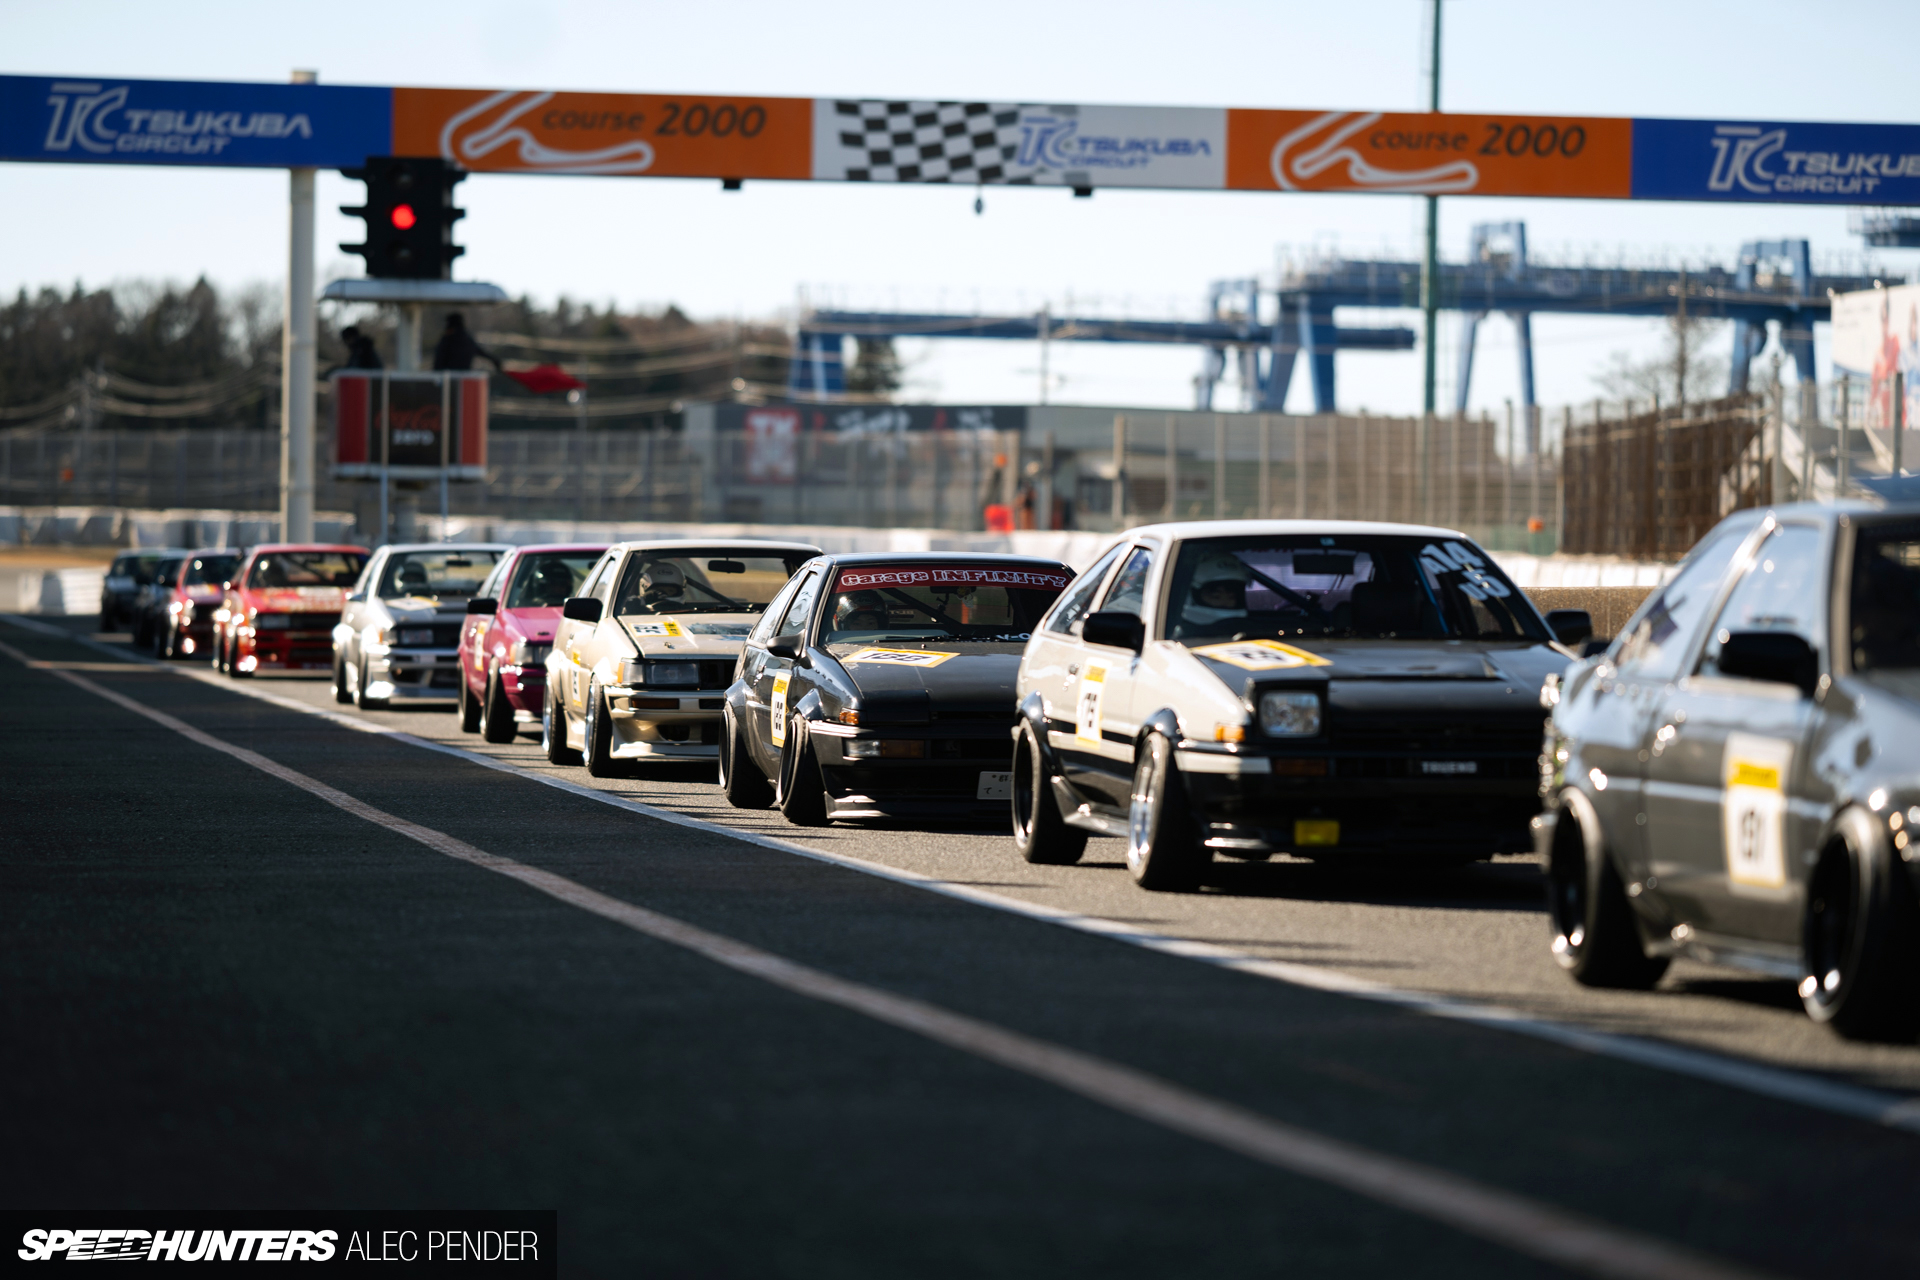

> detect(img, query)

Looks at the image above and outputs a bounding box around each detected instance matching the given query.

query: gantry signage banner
[5,74,1919,204]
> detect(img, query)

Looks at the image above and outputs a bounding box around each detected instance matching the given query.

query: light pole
[1418,2,1443,520]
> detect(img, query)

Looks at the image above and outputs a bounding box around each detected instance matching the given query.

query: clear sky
[4,0,1918,417]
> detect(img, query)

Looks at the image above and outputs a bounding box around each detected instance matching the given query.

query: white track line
[11,613,1920,1136]
[1,634,1772,1280]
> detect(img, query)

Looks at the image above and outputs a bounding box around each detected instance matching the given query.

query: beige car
[542,540,821,775]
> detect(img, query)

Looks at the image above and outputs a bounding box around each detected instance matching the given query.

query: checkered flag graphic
[829,101,1033,183]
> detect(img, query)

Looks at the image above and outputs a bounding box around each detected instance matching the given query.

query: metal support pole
[1897,371,1906,476]
[281,137,317,543]
[396,304,423,372]
[1419,0,1442,420]
[1039,429,1055,531]
[1837,380,1850,493]
[1111,414,1126,529]
[1213,415,1226,519]
[1164,416,1177,521]
[1258,415,1271,517]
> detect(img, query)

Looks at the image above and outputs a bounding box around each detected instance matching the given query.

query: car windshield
[249,551,367,589]
[612,551,810,616]
[378,549,501,601]
[114,554,166,585]
[1850,518,1920,671]
[1163,535,1548,643]
[822,564,1073,644]
[152,558,185,588]
[184,555,240,587]
[505,551,605,609]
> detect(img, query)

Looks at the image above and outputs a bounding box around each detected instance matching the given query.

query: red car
[214,543,370,677]
[152,549,242,659]
[458,543,608,741]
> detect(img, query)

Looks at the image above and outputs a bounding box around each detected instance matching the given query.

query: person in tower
[432,313,503,373]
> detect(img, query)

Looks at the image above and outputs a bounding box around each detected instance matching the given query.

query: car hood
[498,604,562,645]
[1187,638,1569,695]
[824,643,1025,722]
[619,613,757,656]
[377,595,472,623]
[242,586,349,613]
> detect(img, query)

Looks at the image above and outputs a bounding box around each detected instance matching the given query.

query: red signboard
[331,372,488,480]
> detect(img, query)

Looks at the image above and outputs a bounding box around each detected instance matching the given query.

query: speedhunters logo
[5,1213,555,1273]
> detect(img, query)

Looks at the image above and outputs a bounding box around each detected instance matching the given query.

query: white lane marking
[11,615,1920,1137]
[0,636,1771,1280]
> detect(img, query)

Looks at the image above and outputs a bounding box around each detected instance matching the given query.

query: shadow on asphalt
[1663,975,1807,1015]
[1198,856,1549,914]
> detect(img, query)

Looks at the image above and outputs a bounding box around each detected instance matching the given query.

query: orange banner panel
[392,88,810,179]
[1226,110,1631,198]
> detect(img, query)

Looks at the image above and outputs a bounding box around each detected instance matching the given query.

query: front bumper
[1175,742,1541,857]
[603,684,728,759]
[241,620,337,671]
[366,647,463,699]
[813,721,1015,819]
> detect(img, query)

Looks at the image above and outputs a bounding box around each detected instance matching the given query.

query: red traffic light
[390,203,417,230]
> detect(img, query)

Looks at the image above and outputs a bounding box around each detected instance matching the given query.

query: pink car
[457,543,609,742]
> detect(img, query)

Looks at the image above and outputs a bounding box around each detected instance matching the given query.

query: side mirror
[1580,638,1612,659]
[1082,611,1145,653]
[562,597,603,624]
[1545,608,1593,646]
[466,597,498,615]
[767,641,803,662]
[1717,631,1819,697]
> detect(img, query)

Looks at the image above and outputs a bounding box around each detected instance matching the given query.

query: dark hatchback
[718,553,1075,825]
[1541,501,1920,1039]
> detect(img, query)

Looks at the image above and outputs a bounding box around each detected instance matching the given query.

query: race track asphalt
[5,616,1919,1278]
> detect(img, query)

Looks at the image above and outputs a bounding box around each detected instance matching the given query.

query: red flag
[503,363,585,394]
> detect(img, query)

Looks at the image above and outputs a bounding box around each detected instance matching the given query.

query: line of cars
[100,502,1920,1041]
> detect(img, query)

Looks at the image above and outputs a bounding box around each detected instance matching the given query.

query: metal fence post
[1111,414,1126,529]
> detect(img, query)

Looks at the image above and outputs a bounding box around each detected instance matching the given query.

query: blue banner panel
[1632,117,1920,205]
[0,75,390,169]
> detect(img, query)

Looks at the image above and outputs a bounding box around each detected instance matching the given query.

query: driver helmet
[527,560,574,605]
[1185,549,1250,623]
[834,589,887,631]
[639,561,685,600]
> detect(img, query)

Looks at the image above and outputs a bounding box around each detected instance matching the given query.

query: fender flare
[1017,691,1059,779]
[1138,706,1182,750]
[1557,783,1664,947]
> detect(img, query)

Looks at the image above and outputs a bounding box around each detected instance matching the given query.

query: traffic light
[340,157,466,280]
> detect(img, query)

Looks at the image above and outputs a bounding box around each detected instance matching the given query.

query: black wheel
[719,704,774,809]
[331,654,353,704]
[1013,720,1087,865]
[543,682,582,766]
[152,619,168,658]
[480,672,517,744]
[584,682,626,778]
[1546,803,1669,989]
[99,609,113,634]
[1801,813,1920,1040]
[777,714,830,827]
[133,612,152,650]
[457,670,482,733]
[1125,733,1209,891]
[353,657,384,708]
[215,630,229,674]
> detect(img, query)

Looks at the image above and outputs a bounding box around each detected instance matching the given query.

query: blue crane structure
[787,222,1885,413]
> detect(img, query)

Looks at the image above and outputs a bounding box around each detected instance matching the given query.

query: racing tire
[719,705,774,809]
[215,632,228,675]
[457,671,482,733]
[584,683,627,778]
[1013,720,1087,865]
[227,634,252,680]
[353,657,385,709]
[543,683,582,766]
[152,620,169,658]
[331,655,353,704]
[133,612,152,650]
[1800,813,1920,1040]
[1546,804,1669,989]
[1126,733,1210,892]
[776,714,830,827]
[480,673,517,744]
[99,610,113,634]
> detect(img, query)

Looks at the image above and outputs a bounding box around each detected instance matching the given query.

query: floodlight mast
[281,69,318,543]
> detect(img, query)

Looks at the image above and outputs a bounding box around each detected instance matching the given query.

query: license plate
[1294,819,1340,847]
[977,771,1013,800]
[1419,760,1478,775]
[398,628,435,646]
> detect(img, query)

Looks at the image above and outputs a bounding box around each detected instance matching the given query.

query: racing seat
[1350,580,1422,633]
[395,562,430,594]
[524,562,575,607]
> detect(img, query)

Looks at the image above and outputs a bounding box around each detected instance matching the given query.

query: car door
[1579,525,1752,892]
[1028,542,1126,744]
[466,555,511,688]
[575,550,631,700]
[554,551,618,719]
[1642,519,1828,945]
[340,549,386,671]
[751,565,826,773]
[1065,543,1158,806]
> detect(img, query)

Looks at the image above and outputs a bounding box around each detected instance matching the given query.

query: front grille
[935,739,1013,762]
[1333,756,1538,780]
[698,659,733,688]
[931,704,1016,722]
[430,669,461,688]
[1329,710,1544,754]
